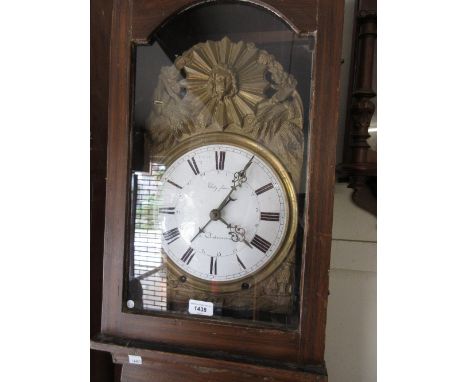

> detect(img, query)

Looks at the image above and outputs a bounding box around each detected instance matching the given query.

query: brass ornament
[144,37,305,315]
[146,36,304,187]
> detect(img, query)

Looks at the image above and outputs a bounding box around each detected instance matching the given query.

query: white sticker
[128,355,142,365]
[188,299,214,316]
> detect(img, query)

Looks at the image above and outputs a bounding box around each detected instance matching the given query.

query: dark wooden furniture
[90,0,118,380]
[338,0,377,215]
[91,1,344,380]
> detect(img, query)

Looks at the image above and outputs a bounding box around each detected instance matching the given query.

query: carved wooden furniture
[339,0,377,215]
[91,1,344,381]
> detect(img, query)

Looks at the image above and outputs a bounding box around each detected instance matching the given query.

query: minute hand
[234,155,255,186]
[216,155,255,212]
[192,156,255,244]
[243,155,255,172]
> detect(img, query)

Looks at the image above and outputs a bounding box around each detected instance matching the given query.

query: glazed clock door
[93,0,343,374]
[95,0,345,374]
[123,2,314,329]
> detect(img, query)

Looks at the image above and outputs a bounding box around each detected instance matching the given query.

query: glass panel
[125,1,314,329]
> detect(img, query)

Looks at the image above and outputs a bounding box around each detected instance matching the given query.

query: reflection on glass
[125,2,315,329]
[130,164,167,312]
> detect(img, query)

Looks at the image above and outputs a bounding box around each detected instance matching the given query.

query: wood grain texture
[121,364,327,382]
[105,310,301,362]
[92,337,327,382]
[91,0,112,337]
[90,0,116,380]
[101,0,133,334]
[132,0,318,43]
[96,0,345,377]
[298,0,345,364]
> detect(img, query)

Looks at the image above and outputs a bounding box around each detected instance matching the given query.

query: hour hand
[218,195,236,211]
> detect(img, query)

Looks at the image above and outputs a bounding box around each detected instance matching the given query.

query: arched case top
[132,0,318,44]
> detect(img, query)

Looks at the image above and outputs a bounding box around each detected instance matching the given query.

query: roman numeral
[260,212,280,221]
[167,179,182,189]
[163,228,180,244]
[159,207,175,214]
[187,157,200,175]
[181,247,195,265]
[255,183,274,195]
[210,257,217,275]
[215,151,226,170]
[251,234,271,253]
[236,255,246,270]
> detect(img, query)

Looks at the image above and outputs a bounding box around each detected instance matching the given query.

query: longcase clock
[91,1,344,381]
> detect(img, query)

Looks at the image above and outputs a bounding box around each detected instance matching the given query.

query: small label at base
[188,299,214,316]
[128,355,142,365]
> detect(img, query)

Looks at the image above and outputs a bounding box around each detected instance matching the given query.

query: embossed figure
[209,64,238,100]
[146,37,304,187]
[145,37,305,313]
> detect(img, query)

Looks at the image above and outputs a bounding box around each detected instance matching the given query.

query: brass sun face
[175,37,269,129]
[209,64,238,100]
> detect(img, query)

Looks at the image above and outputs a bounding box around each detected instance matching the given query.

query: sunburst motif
[147,36,304,187]
[175,37,269,129]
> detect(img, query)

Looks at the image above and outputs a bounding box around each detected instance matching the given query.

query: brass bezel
[157,132,298,293]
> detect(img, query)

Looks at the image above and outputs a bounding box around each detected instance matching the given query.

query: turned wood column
[339,0,377,215]
[350,9,376,168]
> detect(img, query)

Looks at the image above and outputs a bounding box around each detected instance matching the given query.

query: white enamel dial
[158,143,289,282]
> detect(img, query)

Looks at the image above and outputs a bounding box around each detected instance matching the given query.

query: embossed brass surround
[143,37,305,313]
[146,36,304,188]
[160,132,298,293]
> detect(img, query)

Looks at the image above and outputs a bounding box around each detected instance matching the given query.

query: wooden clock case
[91,0,344,381]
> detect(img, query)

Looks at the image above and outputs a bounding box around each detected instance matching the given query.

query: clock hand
[216,155,255,213]
[232,155,254,189]
[242,155,255,173]
[191,196,236,243]
[217,194,236,212]
[190,219,212,243]
[215,156,255,247]
[218,217,253,249]
[192,156,255,243]
[135,264,164,281]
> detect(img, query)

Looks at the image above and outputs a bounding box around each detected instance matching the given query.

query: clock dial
[158,143,290,283]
